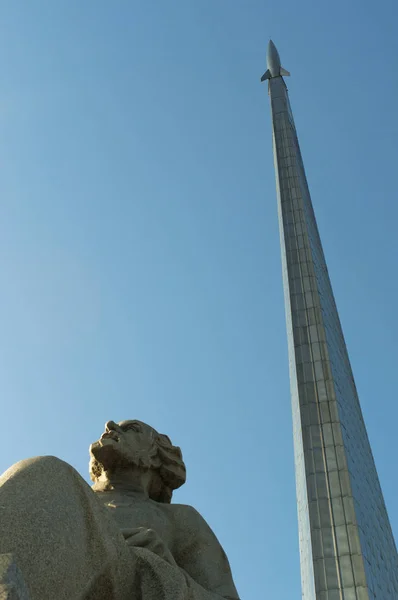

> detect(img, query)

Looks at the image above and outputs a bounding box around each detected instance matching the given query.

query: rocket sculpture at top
[261,39,290,80]
[262,39,398,599]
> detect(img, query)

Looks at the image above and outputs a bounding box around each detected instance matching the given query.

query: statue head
[89,420,186,503]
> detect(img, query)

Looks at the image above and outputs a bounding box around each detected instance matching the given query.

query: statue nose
[105,420,120,433]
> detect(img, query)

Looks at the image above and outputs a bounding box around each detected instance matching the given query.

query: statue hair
[153,433,186,502]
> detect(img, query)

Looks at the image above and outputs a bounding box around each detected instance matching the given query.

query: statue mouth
[100,432,120,443]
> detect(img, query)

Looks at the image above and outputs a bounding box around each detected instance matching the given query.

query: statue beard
[89,439,161,483]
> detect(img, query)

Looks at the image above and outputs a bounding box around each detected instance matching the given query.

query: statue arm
[174,506,240,600]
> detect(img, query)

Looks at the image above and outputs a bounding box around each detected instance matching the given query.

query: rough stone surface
[0,420,239,600]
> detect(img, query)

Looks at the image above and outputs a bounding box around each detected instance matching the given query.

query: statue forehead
[115,420,173,447]
[117,420,156,433]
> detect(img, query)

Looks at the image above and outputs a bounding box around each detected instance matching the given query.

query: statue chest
[97,492,174,546]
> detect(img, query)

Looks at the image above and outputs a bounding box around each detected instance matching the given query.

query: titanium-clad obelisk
[262,40,398,599]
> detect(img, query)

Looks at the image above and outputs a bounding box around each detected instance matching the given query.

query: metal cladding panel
[268,74,398,599]
[274,127,317,600]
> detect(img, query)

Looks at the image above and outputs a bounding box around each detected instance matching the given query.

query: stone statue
[0,420,239,600]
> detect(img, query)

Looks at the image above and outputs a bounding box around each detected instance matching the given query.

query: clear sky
[0,1,397,598]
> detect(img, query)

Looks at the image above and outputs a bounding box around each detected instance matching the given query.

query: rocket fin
[280,67,290,76]
[261,69,271,82]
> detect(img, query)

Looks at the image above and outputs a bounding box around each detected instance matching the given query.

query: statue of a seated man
[0,420,239,600]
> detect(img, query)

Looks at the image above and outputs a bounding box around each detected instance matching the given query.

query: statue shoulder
[164,503,221,546]
[166,502,205,524]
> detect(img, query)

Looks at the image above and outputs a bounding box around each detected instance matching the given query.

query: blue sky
[0,1,397,598]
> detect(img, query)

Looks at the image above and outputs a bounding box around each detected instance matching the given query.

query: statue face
[89,418,186,501]
[90,420,158,474]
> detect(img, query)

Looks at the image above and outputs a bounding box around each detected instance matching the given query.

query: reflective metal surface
[266,44,398,600]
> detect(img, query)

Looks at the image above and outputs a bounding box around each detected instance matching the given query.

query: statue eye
[123,423,141,432]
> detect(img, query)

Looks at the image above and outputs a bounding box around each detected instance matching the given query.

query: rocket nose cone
[267,39,279,59]
[267,39,281,76]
